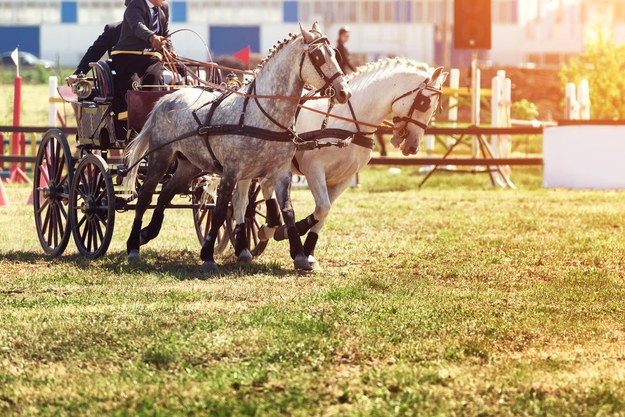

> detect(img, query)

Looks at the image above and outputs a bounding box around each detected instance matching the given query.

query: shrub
[559,29,625,119]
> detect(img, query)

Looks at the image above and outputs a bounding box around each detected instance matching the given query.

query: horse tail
[123,115,154,194]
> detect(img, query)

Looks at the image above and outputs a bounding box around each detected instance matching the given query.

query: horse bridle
[298,35,344,99]
[250,34,345,134]
[391,80,443,139]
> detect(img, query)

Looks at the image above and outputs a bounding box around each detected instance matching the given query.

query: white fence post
[471,67,481,157]
[448,68,460,147]
[578,79,590,120]
[565,82,579,120]
[48,76,58,127]
[490,75,502,157]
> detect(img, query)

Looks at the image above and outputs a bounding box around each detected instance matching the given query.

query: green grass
[2,167,625,416]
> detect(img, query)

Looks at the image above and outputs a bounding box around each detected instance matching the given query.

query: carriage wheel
[69,154,116,259]
[191,176,230,254]
[33,129,74,256]
[225,181,268,258]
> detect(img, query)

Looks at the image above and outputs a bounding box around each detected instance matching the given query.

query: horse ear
[300,23,314,44]
[312,21,321,33]
[431,66,443,82]
[439,71,449,86]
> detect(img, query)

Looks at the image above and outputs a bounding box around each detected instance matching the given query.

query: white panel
[491,24,524,66]
[169,24,211,61]
[40,24,104,68]
[543,125,625,189]
[40,24,211,68]
[315,23,435,65]
[260,24,301,56]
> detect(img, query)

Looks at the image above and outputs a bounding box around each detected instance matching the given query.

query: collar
[145,0,158,11]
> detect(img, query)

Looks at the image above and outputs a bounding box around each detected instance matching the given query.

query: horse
[232,58,447,269]
[122,23,351,273]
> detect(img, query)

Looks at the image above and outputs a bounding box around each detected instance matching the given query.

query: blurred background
[1,0,624,121]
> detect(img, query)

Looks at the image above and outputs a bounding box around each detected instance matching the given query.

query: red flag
[233,46,251,68]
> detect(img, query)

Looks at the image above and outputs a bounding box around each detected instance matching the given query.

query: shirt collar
[145,0,158,11]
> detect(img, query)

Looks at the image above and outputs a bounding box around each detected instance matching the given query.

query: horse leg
[231,179,253,263]
[274,172,311,271]
[140,159,201,246]
[258,180,281,241]
[304,177,352,270]
[126,152,174,261]
[200,171,236,273]
[274,167,327,243]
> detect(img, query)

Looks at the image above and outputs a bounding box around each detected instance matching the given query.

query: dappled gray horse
[233,59,447,269]
[123,23,351,272]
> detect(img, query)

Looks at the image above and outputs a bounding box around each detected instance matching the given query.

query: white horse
[231,58,447,269]
[123,23,351,273]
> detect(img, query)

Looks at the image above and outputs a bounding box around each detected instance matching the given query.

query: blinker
[414,92,431,113]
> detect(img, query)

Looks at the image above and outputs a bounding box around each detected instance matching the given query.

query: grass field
[2,166,625,416]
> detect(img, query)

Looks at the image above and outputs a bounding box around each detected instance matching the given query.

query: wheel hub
[42,184,56,199]
[80,198,96,218]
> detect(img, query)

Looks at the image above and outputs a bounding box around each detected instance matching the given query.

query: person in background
[66,0,131,85]
[336,26,356,74]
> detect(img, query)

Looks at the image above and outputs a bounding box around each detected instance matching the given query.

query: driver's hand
[149,35,166,50]
[67,74,78,86]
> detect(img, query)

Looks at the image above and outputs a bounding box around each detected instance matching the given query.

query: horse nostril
[338,90,349,102]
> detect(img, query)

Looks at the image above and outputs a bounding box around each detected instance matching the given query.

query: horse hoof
[127,250,141,263]
[273,226,288,242]
[294,254,312,271]
[202,261,219,274]
[308,255,321,271]
[237,249,253,264]
[258,225,276,241]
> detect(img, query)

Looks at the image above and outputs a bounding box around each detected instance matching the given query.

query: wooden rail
[0,126,546,167]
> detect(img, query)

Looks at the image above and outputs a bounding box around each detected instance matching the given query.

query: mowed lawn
[1,166,625,416]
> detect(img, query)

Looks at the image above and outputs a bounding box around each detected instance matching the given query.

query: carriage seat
[89,60,115,104]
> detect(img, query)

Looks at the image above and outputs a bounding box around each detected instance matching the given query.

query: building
[0,0,624,69]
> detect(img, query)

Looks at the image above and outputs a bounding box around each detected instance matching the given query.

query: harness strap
[252,81,292,132]
[239,81,254,128]
[352,133,375,149]
[198,91,233,172]
[393,116,429,131]
[197,124,294,142]
[321,102,335,130]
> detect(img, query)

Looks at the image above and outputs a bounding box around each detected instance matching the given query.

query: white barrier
[544,124,625,189]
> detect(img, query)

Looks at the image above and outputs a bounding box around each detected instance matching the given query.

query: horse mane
[254,32,300,74]
[347,57,431,81]
[346,58,432,90]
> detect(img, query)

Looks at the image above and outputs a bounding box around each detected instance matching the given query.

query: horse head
[299,22,352,104]
[390,66,448,156]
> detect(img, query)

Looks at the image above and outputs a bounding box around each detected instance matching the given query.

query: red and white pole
[9,74,30,184]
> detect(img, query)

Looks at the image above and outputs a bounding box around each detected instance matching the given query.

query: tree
[559,30,625,119]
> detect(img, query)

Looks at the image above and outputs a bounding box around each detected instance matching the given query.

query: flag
[10,47,19,66]
[233,46,251,69]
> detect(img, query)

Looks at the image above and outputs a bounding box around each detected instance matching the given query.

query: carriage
[32,59,268,259]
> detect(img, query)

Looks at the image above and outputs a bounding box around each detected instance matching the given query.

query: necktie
[151,7,159,33]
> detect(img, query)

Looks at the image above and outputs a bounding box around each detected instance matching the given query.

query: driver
[110,0,173,122]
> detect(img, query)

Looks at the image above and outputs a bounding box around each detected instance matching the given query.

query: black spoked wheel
[33,129,74,256]
[192,176,230,254]
[69,154,115,259]
[226,181,268,258]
